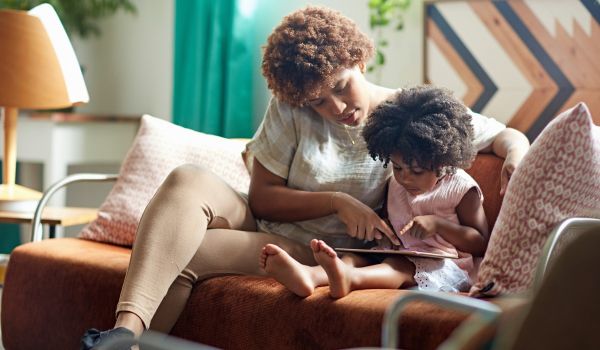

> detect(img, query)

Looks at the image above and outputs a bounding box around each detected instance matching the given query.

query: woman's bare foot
[260,244,315,297]
[311,239,353,298]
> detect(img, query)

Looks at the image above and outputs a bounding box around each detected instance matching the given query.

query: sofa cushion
[79,115,250,246]
[471,102,600,296]
[2,238,472,350]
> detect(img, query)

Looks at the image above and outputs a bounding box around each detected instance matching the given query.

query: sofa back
[465,153,504,232]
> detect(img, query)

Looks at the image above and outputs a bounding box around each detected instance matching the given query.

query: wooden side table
[0,207,97,239]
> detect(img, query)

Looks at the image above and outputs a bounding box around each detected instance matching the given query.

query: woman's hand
[332,192,400,245]
[489,128,530,195]
[500,149,527,195]
[402,215,438,240]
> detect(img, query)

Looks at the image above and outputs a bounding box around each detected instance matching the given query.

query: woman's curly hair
[262,6,374,107]
[362,86,476,175]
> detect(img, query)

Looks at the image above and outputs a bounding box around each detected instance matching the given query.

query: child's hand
[403,215,438,240]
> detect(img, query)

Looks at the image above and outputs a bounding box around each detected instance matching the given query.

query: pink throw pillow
[471,102,600,296]
[79,115,250,246]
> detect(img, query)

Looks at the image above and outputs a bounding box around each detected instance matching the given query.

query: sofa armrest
[31,173,118,242]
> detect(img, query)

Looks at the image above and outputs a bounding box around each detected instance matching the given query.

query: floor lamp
[0,4,89,211]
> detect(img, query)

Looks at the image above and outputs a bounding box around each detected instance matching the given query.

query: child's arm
[407,187,489,256]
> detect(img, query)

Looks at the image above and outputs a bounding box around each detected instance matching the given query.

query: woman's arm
[407,188,489,256]
[480,127,530,195]
[248,159,398,243]
[249,159,334,222]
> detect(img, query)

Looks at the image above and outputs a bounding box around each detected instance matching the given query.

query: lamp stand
[0,107,42,211]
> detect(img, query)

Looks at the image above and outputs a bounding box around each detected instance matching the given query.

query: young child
[260,85,489,297]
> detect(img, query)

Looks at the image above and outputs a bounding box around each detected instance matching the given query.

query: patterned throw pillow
[471,102,600,296]
[79,115,250,246]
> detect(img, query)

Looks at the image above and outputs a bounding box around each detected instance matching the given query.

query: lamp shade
[0,3,89,211]
[0,3,89,108]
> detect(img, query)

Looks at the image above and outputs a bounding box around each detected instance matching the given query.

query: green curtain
[0,223,20,254]
[173,0,255,138]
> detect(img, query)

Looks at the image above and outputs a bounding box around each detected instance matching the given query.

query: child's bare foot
[311,239,352,298]
[260,244,315,297]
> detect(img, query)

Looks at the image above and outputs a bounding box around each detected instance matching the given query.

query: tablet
[334,247,458,259]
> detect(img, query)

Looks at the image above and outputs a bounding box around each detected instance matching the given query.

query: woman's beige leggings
[116,165,317,332]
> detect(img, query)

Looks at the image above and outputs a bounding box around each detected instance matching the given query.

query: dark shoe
[80,327,136,350]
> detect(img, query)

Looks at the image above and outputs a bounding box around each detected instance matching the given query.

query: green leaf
[381,2,394,13]
[368,0,383,9]
[369,14,379,28]
[376,51,385,65]
[367,0,412,76]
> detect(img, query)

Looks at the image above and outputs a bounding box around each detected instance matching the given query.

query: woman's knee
[162,164,217,192]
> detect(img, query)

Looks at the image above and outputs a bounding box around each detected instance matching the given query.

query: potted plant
[367,0,412,81]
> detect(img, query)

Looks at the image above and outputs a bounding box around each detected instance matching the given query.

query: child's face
[390,154,441,196]
[308,66,370,127]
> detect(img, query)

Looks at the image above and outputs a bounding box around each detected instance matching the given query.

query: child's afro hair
[363,85,476,175]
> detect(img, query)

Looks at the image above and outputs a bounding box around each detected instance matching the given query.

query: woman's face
[390,154,441,196]
[308,66,370,126]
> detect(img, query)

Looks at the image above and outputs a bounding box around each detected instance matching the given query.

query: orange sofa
[1,154,504,350]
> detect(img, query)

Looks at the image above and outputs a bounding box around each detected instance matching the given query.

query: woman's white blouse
[245,97,505,248]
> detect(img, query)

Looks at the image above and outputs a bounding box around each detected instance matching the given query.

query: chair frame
[381,217,600,349]
[30,173,118,242]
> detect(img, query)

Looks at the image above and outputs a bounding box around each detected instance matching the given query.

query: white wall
[73,0,174,120]
[71,0,424,126]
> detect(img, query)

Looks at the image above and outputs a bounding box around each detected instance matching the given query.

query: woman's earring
[358,63,366,74]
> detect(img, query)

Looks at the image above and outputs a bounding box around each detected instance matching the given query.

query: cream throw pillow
[471,103,600,296]
[79,115,250,246]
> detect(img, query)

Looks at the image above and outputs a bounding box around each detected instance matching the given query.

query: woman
[82,6,529,349]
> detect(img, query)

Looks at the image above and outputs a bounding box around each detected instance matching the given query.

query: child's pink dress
[387,169,483,292]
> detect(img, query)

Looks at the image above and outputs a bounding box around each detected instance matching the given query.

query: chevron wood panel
[425,0,600,140]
